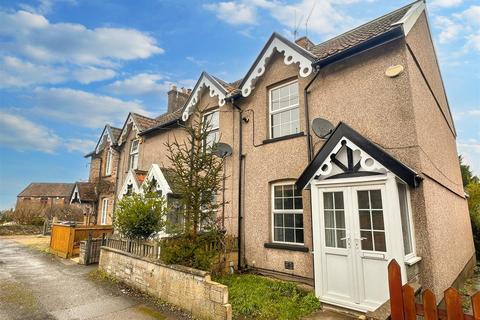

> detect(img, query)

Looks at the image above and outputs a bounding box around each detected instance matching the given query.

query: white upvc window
[272,182,304,244]
[397,182,416,259]
[129,139,139,170]
[269,80,300,139]
[105,148,113,175]
[203,109,219,148]
[101,198,108,225]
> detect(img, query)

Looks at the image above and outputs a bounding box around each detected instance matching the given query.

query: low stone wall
[99,247,232,320]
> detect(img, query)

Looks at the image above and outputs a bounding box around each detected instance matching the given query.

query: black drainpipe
[231,99,243,271]
[303,66,321,162]
[303,67,321,288]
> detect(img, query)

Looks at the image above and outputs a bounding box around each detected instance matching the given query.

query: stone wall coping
[100,246,210,278]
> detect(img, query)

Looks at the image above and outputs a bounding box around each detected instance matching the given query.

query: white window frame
[269,80,300,139]
[105,148,113,175]
[101,198,108,225]
[203,109,219,148]
[396,180,417,261]
[129,139,139,170]
[271,182,304,245]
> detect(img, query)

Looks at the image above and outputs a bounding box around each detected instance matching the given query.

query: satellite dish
[312,118,334,139]
[213,143,233,158]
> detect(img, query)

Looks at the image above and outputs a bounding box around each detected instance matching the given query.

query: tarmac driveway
[0,237,184,320]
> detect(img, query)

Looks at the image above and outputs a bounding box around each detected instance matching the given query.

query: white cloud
[0,110,61,153]
[107,73,170,95]
[32,87,152,128]
[434,16,462,43]
[0,10,164,66]
[186,56,207,66]
[73,67,116,84]
[0,56,116,87]
[203,2,258,25]
[204,0,353,37]
[0,56,67,87]
[106,73,196,96]
[458,139,480,176]
[65,138,96,153]
[430,0,463,8]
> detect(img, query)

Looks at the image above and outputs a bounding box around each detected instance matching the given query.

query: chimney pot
[171,84,177,91]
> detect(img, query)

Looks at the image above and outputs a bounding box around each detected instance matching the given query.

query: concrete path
[0,237,183,320]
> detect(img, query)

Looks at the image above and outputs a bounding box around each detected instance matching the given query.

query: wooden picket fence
[388,259,480,320]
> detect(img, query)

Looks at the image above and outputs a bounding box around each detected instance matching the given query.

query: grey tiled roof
[75,182,96,202]
[18,183,75,197]
[110,127,122,143]
[308,2,415,60]
[131,113,161,132]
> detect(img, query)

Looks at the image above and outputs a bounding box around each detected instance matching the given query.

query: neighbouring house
[70,182,97,218]
[84,124,122,225]
[16,183,75,211]
[82,0,473,313]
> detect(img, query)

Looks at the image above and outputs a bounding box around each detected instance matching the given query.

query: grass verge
[215,274,321,320]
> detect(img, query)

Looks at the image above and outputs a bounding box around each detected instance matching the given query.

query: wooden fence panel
[422,289,438,320]
[402,284,416,320]
[472,292,480,320]
[445,287,463,320]
[388,259,477,320]
[388,260,405,320]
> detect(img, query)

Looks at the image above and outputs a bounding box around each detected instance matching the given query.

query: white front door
[317,184,391,311]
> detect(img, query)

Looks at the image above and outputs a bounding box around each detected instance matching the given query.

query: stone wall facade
[99,247,232,320]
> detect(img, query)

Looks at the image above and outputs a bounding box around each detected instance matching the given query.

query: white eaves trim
[143,164,173,196]
[94,125,114,154]
[391,0,425,36]
[118,113,140,146]
[182,72,227,121]
[118,169,141,199]
[70,184,80,204]
[240,34,315,98]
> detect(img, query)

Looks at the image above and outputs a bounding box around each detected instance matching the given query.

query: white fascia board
[118,170,141,199]
[391,0,426,36]
[182,73,227,121]
[118,114,140,146]
[240,35,315,98]
[142,164,173,195]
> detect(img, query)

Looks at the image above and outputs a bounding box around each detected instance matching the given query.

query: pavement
[0,237,185,320]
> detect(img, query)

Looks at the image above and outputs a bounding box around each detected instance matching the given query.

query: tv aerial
[312,118,335,139]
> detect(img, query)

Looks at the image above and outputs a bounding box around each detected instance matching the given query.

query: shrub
[8,205,44,225]
[114,190,166,240]
[160,230,223,271]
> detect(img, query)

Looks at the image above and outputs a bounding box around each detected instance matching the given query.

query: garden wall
[99,247,232,320]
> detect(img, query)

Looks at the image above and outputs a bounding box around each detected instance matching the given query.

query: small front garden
[215,274,321,320]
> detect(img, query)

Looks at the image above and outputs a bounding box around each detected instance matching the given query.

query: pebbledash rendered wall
[99,247,232,320]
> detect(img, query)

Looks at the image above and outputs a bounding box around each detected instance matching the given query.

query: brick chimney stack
[167,84,190,113]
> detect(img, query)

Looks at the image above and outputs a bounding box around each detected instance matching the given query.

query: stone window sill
[264,242,309,252]
[262,132,305,145]
[405,256,422,266]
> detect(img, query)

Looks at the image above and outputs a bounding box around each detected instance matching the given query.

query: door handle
[339,236,351,248]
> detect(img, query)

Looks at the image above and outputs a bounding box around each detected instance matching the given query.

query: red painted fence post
[388,259,405,320]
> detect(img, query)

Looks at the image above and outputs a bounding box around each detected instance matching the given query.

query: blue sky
[0,0,478,209]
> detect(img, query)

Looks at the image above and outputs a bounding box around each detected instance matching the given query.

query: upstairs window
[105,149,113,175]
[129,139,139,170]
[269,81,299,139]
[203,109,219,148]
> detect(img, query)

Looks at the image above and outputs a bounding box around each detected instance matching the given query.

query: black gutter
[313,26,405,68]
[231,99,243,271]
[139,119,182,136]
